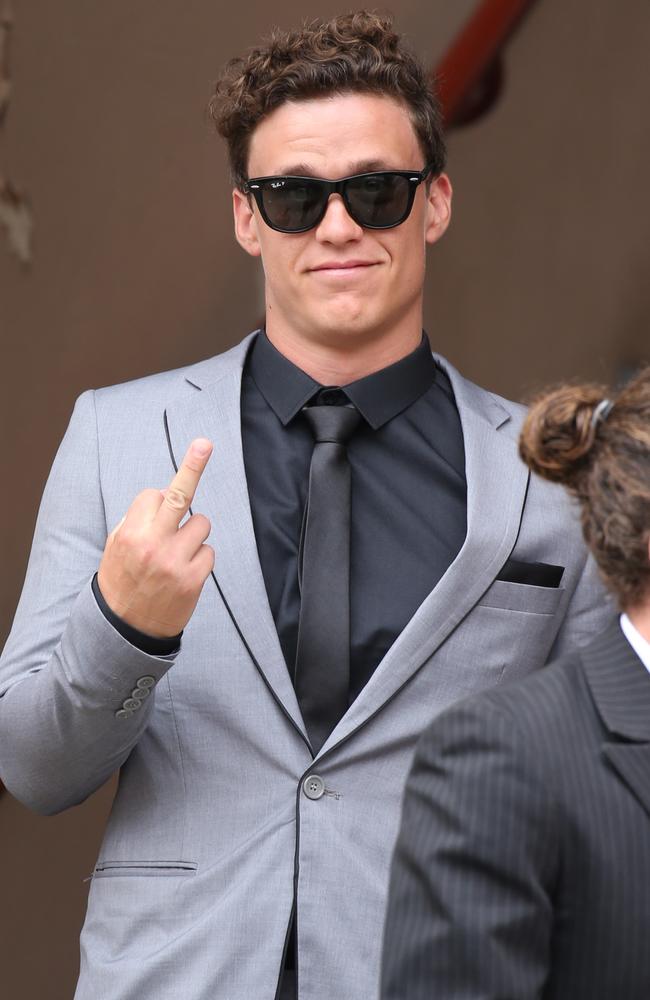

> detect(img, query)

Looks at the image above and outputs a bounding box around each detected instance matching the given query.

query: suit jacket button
[115,708,133,720]
[131,686,150,700]
[136,676,156,689]
[303,775,325,800]
[122,697,142,711]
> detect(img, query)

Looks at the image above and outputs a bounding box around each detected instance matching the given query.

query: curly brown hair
[208,10,446,191]
[519,368,650,610]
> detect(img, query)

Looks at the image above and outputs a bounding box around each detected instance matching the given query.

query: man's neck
[264,326,424,385]
[626,602,650,645]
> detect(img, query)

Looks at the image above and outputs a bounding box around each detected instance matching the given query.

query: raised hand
[97,438,215,638]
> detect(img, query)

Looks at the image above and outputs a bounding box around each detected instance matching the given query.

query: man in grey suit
[0,11,612,1000]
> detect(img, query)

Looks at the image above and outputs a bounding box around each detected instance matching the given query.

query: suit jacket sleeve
[381,697,558,1000]
[0,391,178,815]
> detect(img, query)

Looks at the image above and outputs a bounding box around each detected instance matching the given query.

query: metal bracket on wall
[434,0,541,129]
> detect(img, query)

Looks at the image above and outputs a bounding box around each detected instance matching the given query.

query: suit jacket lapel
[602,744,650,819]
[164,334,309,744]
[316,355,530,758]
[582,621,650,819]
[165,342,531,757]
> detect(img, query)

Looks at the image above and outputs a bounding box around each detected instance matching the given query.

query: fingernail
[193,439,212,457]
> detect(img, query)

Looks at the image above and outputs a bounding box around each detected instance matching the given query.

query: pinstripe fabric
[382,619,650,999]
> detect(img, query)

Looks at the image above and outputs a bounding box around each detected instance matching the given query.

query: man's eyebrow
[268,159,404,178]
[271,164,322,178]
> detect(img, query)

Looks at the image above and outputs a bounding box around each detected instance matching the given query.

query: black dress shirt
[241,331,467,702]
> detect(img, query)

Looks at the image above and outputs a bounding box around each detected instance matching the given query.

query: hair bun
[519,384,607,492]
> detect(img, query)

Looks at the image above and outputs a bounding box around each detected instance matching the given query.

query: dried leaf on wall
[0,72,10,127]
[0,174,32,264]
[0,2,13,127]
[0,0,32,266]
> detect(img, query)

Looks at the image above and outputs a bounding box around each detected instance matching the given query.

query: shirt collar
[620,613,650,675]
[247,330,438,430]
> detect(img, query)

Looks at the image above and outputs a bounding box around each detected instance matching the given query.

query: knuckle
[117,523,136,547]
[191,513,210,533]
[178,574,198,599]
[139,541,158,567]
[134,487,160,506]
[158,552,180,579]
[164,488,188,511]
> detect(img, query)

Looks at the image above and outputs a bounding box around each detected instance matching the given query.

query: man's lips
[308,260,379,273]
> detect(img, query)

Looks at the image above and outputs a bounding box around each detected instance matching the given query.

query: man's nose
[314,193,363,242]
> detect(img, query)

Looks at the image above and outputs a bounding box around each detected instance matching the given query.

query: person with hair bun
[520,375,650,613]
[383,368,650,1000]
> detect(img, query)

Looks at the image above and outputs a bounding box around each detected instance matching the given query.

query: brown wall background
[1,1,649,996]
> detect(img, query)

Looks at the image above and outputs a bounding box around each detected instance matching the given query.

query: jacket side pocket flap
[92,860,198,878]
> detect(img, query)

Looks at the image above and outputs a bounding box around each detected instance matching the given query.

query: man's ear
[424,173,452,247]
[233,188,262,257]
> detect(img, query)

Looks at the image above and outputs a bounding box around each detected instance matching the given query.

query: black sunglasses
[243,166,432,234]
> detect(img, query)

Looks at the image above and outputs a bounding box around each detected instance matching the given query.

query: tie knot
[302,391,361,444]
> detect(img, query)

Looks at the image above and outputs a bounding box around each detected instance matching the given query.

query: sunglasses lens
[259,178,325,232]
[346,173,411,227]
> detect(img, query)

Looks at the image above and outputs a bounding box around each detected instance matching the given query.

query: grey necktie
[295,388,361,754]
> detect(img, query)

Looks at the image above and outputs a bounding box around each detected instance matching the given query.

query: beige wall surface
[1,0,649,996]
[426,0,650,398]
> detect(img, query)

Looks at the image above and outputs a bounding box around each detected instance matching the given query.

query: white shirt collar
[620,613,650,675]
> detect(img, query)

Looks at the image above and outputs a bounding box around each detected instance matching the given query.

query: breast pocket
[478,579,564,615]
[455,580,567,686]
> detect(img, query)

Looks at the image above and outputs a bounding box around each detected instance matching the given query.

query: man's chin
[306,320,382,347]
[304,303,383,341]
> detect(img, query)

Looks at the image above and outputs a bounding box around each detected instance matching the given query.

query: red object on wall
[434,0,541,128]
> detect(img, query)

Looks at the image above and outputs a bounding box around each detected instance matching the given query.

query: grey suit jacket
[0,333,612,1000]
[382,619,650,999]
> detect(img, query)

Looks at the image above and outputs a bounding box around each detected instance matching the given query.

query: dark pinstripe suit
[382,619,650,999]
